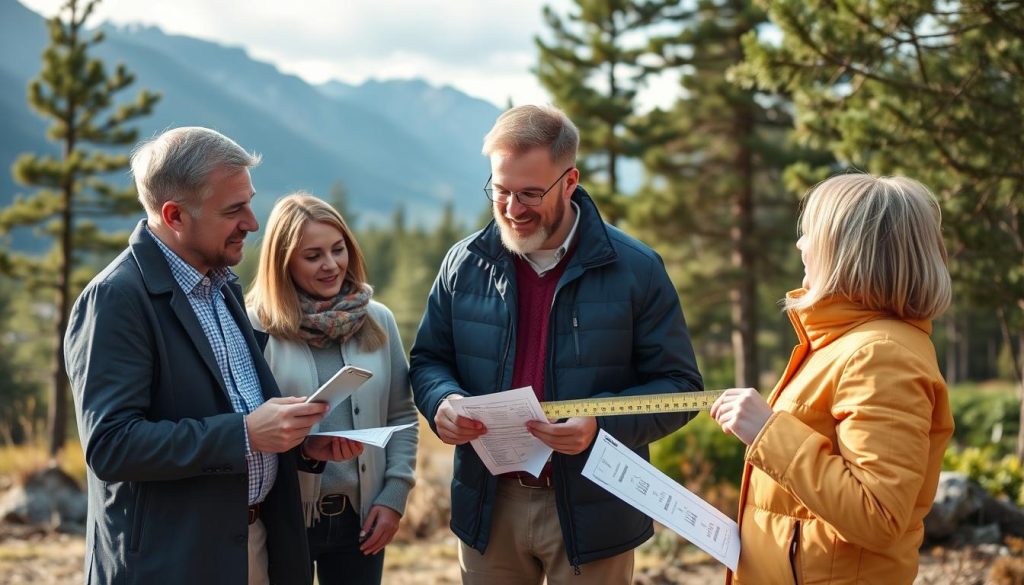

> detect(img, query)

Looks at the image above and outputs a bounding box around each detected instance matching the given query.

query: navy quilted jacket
[410,188,703,567]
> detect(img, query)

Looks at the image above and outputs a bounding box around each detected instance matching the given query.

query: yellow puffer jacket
[729,291,953,585]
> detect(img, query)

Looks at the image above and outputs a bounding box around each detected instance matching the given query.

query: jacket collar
[469,186,616,269]
[129,219,180,295]
[786,288,933,350]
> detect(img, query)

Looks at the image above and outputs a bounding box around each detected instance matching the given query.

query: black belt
[507,475,552,489]
[248,503,261,525]
[318,494,349,517]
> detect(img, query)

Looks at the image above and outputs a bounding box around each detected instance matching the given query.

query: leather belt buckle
[318,494,348,517]
[517,475,552,489]
[248,503,261,525]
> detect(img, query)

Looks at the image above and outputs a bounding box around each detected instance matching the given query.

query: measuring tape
[540,390,724,419]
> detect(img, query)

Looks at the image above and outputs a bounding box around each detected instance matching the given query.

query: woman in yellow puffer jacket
[710,174,955,584]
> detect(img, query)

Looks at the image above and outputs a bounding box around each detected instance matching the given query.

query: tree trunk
[730,103,758,388]
[944,312,959,384]
[957,312,969,382]
[48,183,72,460]
[996,308,1024,463]
[1015,330,1024,464]
[48,1,77,460]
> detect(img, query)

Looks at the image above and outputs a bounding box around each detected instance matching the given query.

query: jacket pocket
[789,520,802,585]
[571,309,581,365]
[128,483,147,553]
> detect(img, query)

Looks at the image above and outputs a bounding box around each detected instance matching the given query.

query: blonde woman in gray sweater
[247,192,418,585]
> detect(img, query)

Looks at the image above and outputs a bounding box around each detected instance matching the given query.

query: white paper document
[582,429,741,571]
[449,386,552,477]
[310,423,416,448]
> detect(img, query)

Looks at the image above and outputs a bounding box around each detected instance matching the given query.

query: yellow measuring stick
[540,390,725,419]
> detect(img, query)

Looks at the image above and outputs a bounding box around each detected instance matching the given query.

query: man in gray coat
[65,127,359,585]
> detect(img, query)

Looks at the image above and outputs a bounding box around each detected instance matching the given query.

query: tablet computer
[305,365,373,412]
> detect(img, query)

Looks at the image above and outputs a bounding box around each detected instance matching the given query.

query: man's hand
[710,387,773,446]
[302,436,364,461]
[526,416,597,455]
[246,397,327,453]
[359,505,401,555]
[434,394,487,445]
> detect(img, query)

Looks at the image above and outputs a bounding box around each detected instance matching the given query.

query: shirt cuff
[242,415,253,456]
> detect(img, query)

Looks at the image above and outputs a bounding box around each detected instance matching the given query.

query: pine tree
[632,0,826,388]
[737,0,1024,455]
[0,0,159,458]
[535,0,684,223]
[328,179,357,228]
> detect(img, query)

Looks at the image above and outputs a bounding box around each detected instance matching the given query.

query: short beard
[497,220,549,256]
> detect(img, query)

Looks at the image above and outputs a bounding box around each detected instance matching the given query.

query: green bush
[944,446,1024,505]
[650,413,746,488]
[948,383,1019,458]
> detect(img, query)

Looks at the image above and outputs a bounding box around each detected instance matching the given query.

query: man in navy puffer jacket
[410,104,703,585]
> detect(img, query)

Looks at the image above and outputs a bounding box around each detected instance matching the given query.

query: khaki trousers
[248,518,270,585]
[459,479,634,585]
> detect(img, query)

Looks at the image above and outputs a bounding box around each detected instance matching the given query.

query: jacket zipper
[479,294,513,546]
[558,457,582,575]
[571,310,581,365]
[549,285,581,574]
[495,312,513,393]
[789,521,801,585]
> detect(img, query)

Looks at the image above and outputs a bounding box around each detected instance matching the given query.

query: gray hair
[131,127,261,216]
[482,104,579,166]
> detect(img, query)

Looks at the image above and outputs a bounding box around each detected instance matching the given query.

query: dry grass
[0,414,1005,584]
[0,441,85,488]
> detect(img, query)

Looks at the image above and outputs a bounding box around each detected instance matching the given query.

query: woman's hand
[359,505,401,555]
[302,436,364,461]
[710,388,774,446]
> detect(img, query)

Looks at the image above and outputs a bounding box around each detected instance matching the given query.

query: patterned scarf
[297,281,372,348]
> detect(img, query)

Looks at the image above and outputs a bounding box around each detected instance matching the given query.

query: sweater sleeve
[745,340,939,552]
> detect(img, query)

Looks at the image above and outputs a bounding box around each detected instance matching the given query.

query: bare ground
[0,520,1003,585]
[0,425,1003,584]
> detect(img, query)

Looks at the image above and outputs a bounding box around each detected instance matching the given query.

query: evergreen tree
[737,1,1024,455]
[633,0,825,387]
[328,179,357,228]
[0,0,159,458]
[535,0,684,223]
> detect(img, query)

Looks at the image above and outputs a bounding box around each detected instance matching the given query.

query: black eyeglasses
[483,167,573,207]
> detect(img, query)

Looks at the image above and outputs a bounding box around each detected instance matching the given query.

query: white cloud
[18,0,678,110]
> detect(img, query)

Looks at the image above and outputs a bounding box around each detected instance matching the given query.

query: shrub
[650,413,745,517]
[947,383,1019,458]
[944,446,1024,505]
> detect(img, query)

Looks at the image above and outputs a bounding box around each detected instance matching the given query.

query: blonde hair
[482,104,579,166]
[785,174,952,320]
[247,192,386,351]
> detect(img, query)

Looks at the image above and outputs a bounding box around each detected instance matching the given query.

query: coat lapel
[129,221,231,403]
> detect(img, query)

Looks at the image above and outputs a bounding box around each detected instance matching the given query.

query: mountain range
[0,0,503,250]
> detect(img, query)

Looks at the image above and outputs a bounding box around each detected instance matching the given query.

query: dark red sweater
[510,255,570,402]
[507,253,572,481]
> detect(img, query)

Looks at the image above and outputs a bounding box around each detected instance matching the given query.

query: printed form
[311,422,416,448]
[582,429,741,570]
[450,386,552,477]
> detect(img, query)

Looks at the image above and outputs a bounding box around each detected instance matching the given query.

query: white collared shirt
[523,201,581,276]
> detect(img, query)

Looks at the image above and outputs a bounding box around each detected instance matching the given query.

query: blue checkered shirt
[147,227,277,505]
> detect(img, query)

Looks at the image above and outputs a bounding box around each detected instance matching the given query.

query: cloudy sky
[19,0,683,110]
[19,0,684,109]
